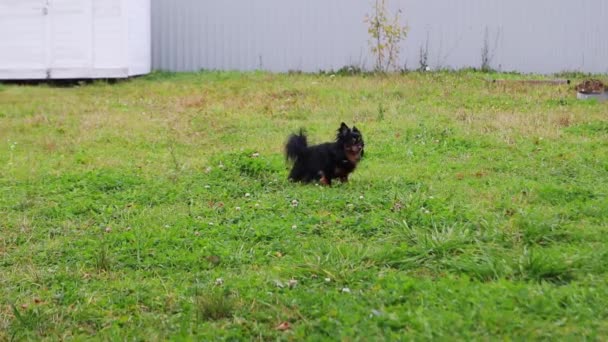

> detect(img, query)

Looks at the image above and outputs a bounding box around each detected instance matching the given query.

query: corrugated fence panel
[152,0,608,74]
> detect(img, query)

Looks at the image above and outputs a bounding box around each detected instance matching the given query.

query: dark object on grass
[285,122,364,185]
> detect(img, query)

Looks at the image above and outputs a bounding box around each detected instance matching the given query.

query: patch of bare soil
[575,79,605,94]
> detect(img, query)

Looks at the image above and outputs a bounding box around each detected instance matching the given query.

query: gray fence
[151,0,608,74]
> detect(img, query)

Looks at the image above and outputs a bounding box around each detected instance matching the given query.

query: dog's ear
[339,122,350,135]
[352,126,360,133]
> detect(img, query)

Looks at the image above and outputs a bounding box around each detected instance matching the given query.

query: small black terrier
[285,122,364,185]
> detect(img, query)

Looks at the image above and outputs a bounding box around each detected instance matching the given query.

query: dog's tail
[285,129,308,162]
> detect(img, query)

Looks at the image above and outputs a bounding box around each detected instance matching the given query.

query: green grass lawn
[1,71,607,340]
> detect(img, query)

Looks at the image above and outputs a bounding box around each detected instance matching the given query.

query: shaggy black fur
[285,122,364,185]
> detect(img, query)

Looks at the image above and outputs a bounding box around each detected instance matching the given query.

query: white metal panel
[93,0,126,71]
[0,0,150,79]
[151,0,608,74]
[0,0,48,79]
[126,0,151,76]
[48,0,93,78]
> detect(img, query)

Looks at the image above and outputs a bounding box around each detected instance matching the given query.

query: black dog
[285,122,364,185]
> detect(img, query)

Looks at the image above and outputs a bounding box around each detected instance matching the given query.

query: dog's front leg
[318,171,332,186]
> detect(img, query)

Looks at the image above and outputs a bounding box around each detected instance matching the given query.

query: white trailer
[0,0,150,79]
